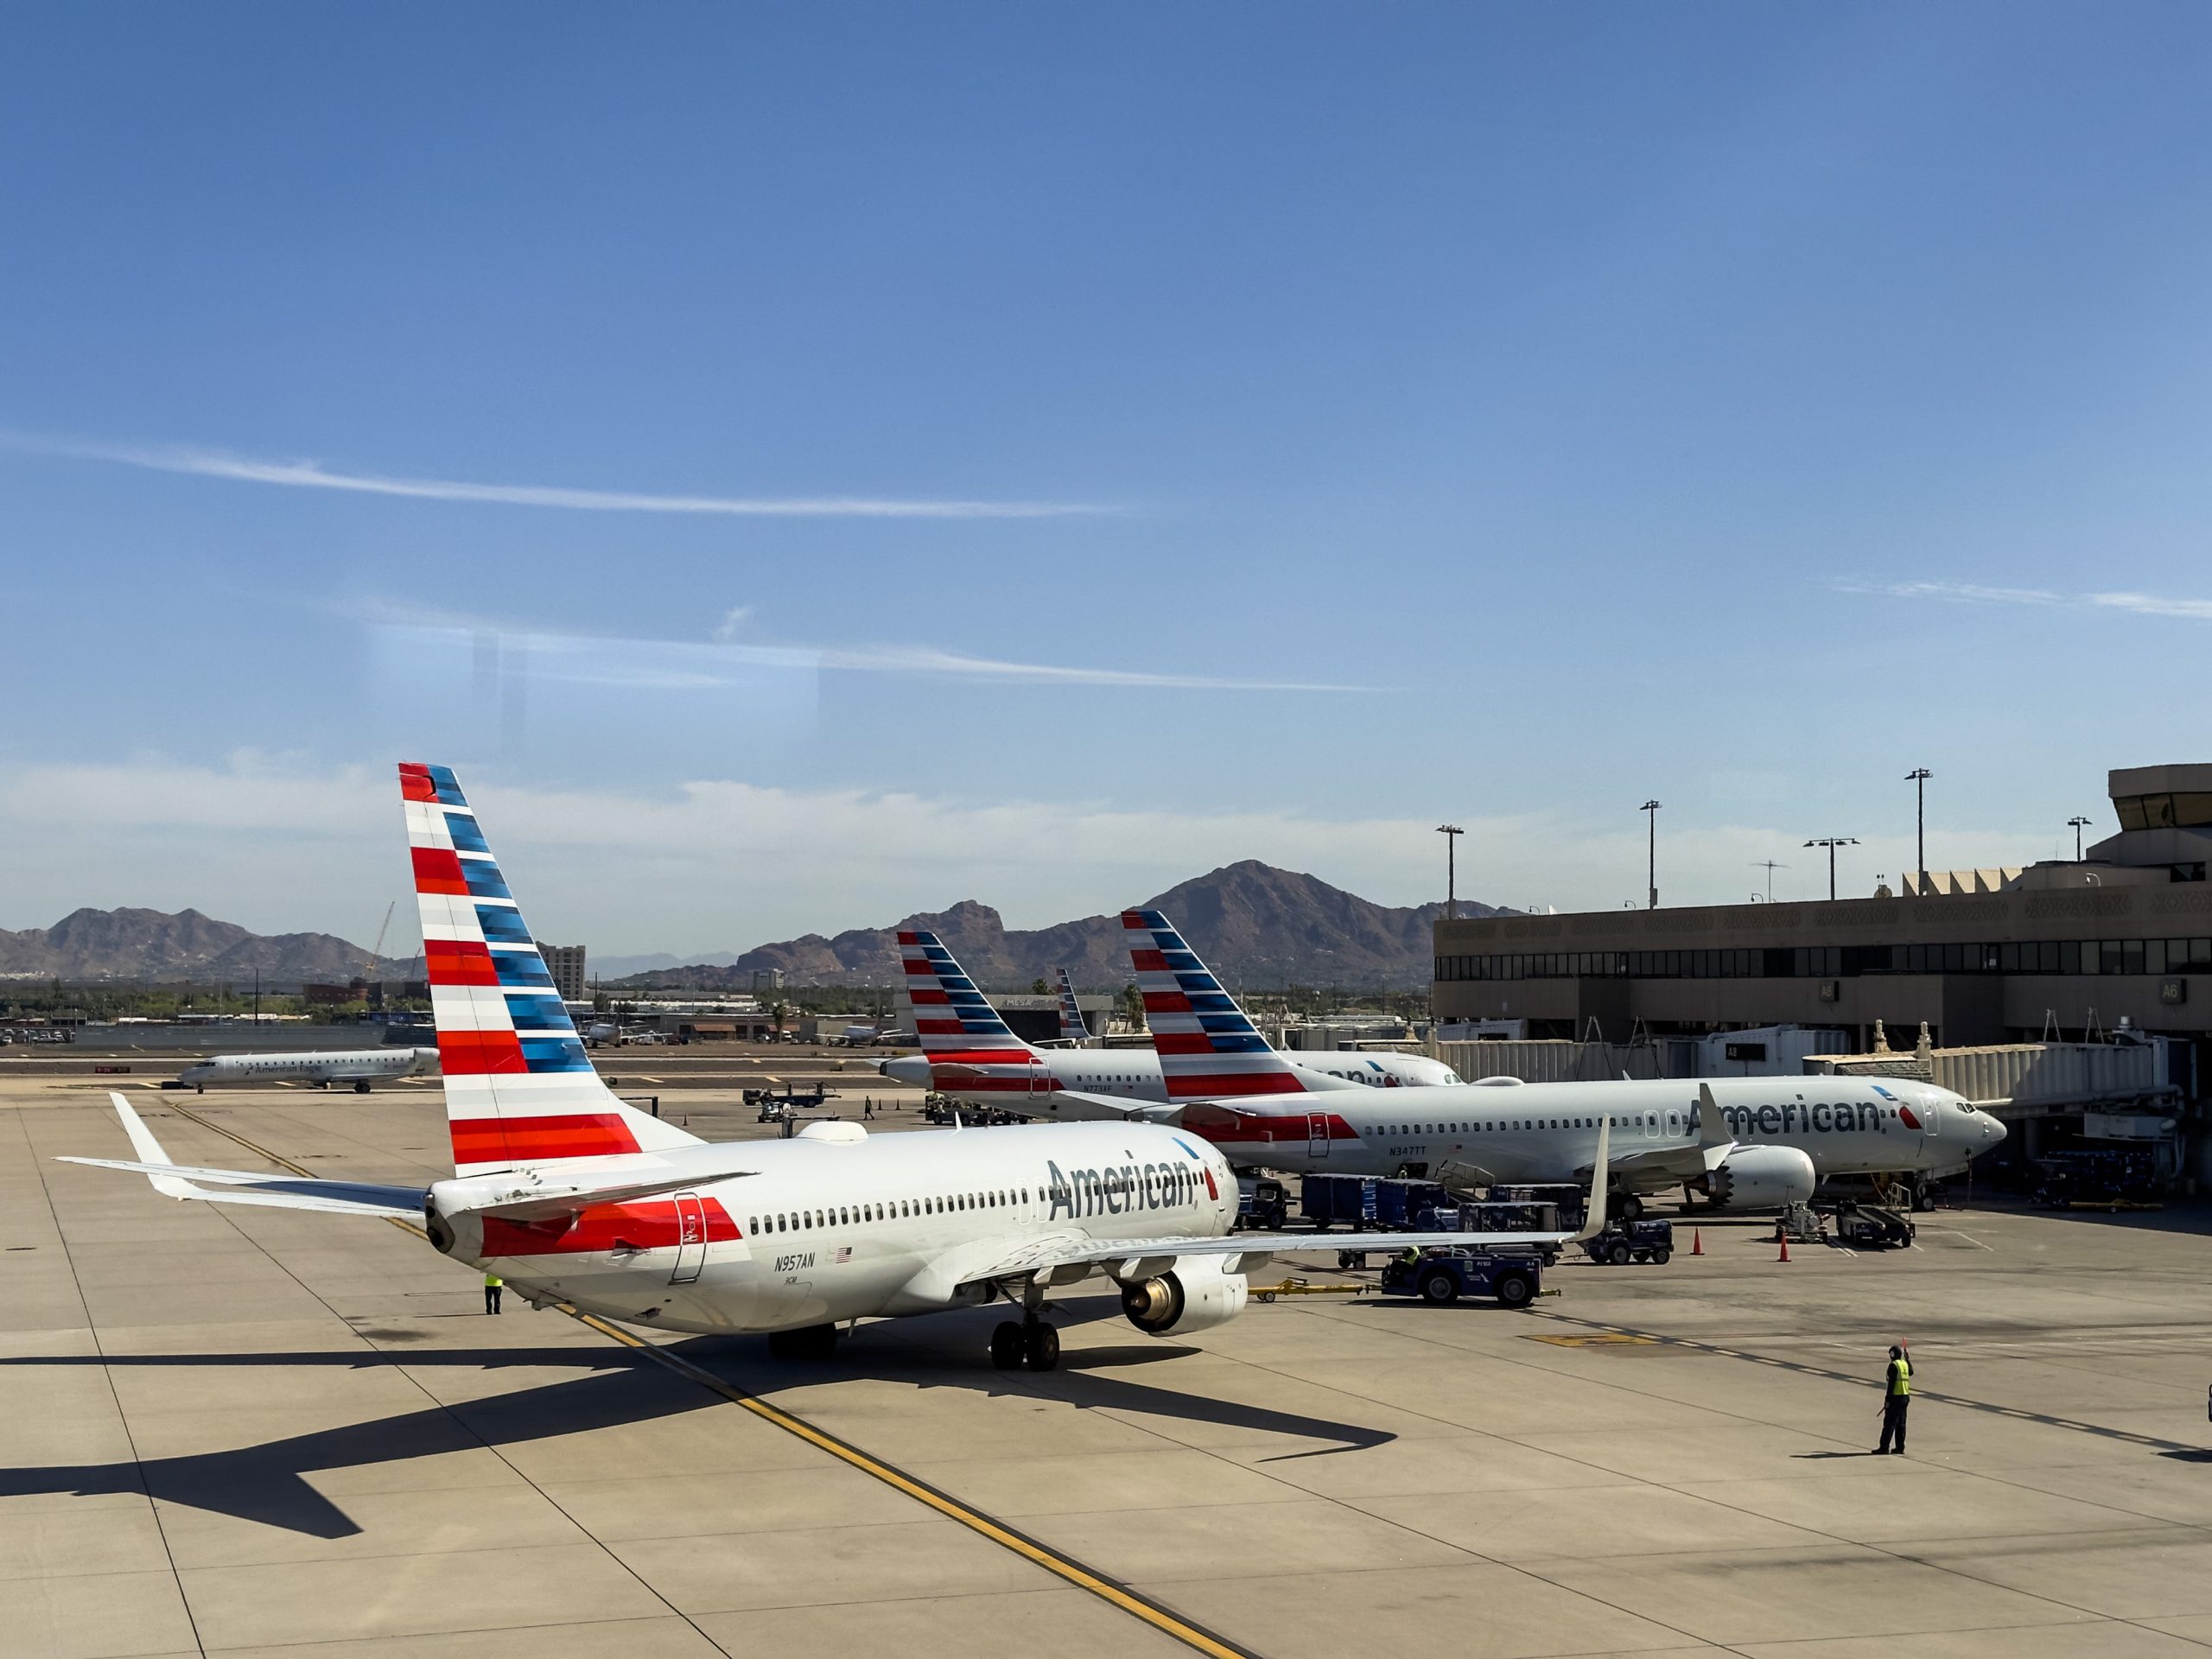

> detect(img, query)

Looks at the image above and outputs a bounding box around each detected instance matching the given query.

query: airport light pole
[1804,836,1859,902]
[1640,801,1661,908]
[1905,768,1932,892]
[2068,815,2091,861]
[1435,824,1464,921]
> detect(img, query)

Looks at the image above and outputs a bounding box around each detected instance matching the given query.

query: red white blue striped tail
[897,931,1049,1096]
[1055,968,1090,1045]
[1122,908,1310,1100]
[400,763,701,1176]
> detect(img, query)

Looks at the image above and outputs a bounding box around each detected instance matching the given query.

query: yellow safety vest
[1887,1357,1911,1397]
[484,1274,504,1288]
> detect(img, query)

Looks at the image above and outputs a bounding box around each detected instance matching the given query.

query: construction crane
[360,900,396,985]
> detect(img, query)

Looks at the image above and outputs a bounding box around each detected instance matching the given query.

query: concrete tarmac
[6,1074,2212,1658]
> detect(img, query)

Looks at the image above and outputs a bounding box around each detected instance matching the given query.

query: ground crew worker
[864,1096,874,1121]
[1398,1245,1421,1267]
[1876,1343,1911,1452]
[483,1272,503,1315]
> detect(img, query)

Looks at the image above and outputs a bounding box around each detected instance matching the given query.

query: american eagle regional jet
[64,763,1602,1371]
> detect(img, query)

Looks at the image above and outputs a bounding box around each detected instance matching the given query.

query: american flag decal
[834,1246,853,1263]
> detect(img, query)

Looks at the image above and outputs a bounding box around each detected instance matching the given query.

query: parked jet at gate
[64,763,1597,1370]
[881,933,1459,1103]
[1032,909,2006,1216]
[175,1046,438,1094]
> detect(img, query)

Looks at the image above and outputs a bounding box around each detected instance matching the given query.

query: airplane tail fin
[400,763,701,1176]
[1122,908,1310,1100]
[897,930,1048,1096]
[1054,967,1090,1045]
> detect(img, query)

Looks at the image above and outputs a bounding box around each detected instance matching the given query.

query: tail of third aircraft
[1054,967,1091,1046]
[401,762,701,1176]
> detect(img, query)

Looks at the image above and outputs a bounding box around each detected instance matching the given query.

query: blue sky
[5,4,2210,956]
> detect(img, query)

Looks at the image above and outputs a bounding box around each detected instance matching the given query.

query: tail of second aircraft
[401,762,701,1176]
[1122,908,1310,1100]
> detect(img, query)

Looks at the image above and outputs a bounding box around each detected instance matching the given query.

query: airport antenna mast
[1803,836,1859,902]
[1435,824,1464,920]
[1750,860,1789,903]
[2068,815,2092,861]
[1905,768,1932,891]
[1640,801,1662,908]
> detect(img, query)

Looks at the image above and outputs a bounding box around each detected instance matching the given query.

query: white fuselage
[176,1047,438,1089]
[1184,1075,2005,1188]
[885,1045,1459,1103]
[441,1120,1241,1337]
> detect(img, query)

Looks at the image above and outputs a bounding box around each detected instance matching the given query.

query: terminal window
[1438,937,2212,982]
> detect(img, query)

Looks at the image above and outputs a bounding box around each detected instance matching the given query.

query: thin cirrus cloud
[1841,579,2212,620]
[359,601,1374,694]
[2,432,1109,519]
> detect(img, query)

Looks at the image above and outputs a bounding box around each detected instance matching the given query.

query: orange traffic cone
[1777,1235,1791,1263]
[1691,1230,1703,1256]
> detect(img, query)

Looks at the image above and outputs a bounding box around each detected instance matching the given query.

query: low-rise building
[1433,765,2212,1098]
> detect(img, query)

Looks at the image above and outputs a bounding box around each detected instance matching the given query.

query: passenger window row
[749,1185,1033,1236]
[1381,1111,1690,1135]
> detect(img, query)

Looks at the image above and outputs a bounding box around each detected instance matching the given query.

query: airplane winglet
[105,1092,201,1200]
[1696,1083,1738,1170]
[1573,1119,1611,1241]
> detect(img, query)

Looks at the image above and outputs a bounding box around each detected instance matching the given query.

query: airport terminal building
[1433,765,2212,1094]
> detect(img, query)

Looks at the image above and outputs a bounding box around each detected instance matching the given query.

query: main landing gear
[990,1280,1061,1371]
[990,1318,1060,1372]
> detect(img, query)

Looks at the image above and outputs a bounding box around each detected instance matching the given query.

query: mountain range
[613,861,1505,992]
[6,861,1503,990]
[0,909,399,985]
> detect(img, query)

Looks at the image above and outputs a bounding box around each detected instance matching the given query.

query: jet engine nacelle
[1120,1256,1249,1337]
[1700,1145,1817,1209]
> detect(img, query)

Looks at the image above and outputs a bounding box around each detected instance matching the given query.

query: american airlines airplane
[66,762,1599,1371]
[1032,910,2008,1218]
[175,1046,438,1094]
[880,932,1460,1102]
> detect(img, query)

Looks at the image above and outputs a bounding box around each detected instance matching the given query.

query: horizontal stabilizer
[60,1098,425,1216]
[470,1165,761,1223]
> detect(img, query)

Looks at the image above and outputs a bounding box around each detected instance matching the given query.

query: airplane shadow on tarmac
[0,1307,1391,1537]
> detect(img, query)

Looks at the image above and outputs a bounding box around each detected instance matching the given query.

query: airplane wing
[957,1121,1612,1286]
[1039,1089,1179,1123]
[1603,1084,1739,1179]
